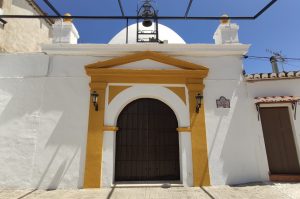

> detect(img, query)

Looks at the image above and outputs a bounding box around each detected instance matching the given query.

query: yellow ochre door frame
[83,51,210,188]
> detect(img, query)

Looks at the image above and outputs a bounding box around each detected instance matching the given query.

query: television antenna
[266,49,287,73]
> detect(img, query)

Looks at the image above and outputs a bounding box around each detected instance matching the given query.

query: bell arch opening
[115,98,180,181]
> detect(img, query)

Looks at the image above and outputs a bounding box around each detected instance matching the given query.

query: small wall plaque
[216,96,230,108]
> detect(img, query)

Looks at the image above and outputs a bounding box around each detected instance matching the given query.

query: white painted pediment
[113,59,182,70]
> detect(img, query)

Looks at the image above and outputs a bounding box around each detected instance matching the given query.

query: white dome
[109,22,186,44]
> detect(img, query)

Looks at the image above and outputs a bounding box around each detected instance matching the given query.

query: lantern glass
[91,91,98,103]
[196,93,202,104]
[94,95,98,104]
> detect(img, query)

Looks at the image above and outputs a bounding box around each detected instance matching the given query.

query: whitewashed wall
[175,55,300,186]
[2,46,299,188]
[204,66,300,185]
[0,53,100,189]
[204,79,266,185]
[196,56,269,185]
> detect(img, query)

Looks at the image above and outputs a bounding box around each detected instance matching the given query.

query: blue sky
[36,0,300,74]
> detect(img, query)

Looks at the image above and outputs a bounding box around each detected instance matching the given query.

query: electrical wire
[245,58,269,62]
[244,55,300,70]
[244,55,300,61]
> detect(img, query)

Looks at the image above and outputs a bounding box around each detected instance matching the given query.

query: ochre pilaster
[83,83,107,188]
[187,83,211,186]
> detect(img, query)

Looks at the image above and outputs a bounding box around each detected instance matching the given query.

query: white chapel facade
[0,15,300,189]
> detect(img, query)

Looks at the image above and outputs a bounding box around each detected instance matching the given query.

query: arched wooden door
[115,98,180,181]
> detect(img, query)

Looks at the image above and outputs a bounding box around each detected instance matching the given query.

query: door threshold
[270,174,300,182]
[113,181,183,188]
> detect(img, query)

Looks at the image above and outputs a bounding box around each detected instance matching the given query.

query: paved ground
[1,182,300,199]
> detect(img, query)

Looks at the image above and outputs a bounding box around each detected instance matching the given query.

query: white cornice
[41,43,250,57]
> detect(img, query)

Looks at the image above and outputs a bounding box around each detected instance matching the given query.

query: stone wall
[0,0,52,53]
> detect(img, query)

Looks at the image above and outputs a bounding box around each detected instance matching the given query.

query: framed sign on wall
[216,96,230,108]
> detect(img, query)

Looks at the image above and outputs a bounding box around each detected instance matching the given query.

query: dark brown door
[115,98,180,181]
[260,107,300,175]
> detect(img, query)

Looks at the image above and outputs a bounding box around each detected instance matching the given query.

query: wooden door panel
[260,107,300,175]
[115,98,180,181]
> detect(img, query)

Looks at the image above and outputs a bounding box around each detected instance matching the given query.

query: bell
[142,19,152,27]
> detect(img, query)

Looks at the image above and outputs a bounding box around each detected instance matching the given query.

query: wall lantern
[91,91,99,111]
[195,93,203,113]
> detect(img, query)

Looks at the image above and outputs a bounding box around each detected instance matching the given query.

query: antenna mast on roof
[267,49,286,73]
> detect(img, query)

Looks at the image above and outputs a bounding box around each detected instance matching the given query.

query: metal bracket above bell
[136,0,159,43]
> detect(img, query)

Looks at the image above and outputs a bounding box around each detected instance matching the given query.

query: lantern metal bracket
[196,103,201,113]
[91,91,99,112]
[195,93,203,113]
[291,101,298,120]
[256,104,261,121]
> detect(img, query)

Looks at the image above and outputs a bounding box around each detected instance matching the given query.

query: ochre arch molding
[108,85,187,105]
[106,85,190,128]
[166,87,186,105]
[83,51,210,188]
[108,86,131,104]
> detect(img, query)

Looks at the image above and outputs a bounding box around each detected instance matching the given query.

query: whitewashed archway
[101,85,193,187]
[105,85,189,127]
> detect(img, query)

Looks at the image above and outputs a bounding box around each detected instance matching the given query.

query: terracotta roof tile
[245,71,300,81]
[254,96,300,104]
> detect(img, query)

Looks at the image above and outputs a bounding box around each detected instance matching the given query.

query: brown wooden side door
[115,98,180,181]
[260,107,300,175]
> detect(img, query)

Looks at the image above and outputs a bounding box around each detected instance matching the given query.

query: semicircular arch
[105,85,190,128]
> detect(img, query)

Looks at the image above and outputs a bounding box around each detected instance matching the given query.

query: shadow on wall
[45,149,79,190]
[33,108,87,190]
[0,82,44,188]
[207,81,266,185]
[31,77,90,190]
[0,71,90,189]
[0,90,87,189]
[0,89,12,117]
